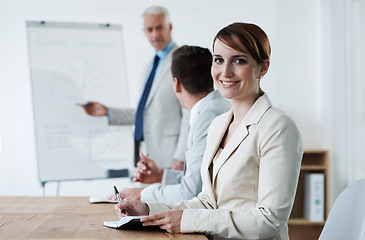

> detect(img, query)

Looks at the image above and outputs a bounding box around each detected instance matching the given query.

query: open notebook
[104,216,144,229]
[89,195,118,204]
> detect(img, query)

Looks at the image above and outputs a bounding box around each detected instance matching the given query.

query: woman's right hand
[114,199,149,219]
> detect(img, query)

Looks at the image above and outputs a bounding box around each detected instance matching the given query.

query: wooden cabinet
[288,150,329,240]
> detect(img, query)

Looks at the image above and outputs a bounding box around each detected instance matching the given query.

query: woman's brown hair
[213,22,271,64]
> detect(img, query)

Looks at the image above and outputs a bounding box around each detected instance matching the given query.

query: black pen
[113,186,126,214]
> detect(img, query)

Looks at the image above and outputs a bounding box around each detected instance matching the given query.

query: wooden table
[0,196,207,239]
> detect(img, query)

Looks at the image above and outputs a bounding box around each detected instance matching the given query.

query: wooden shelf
[288,218,325,225]
[288,150,328,240]
[301,165,327,171]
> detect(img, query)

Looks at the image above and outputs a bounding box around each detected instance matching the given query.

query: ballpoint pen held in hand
[114,186,126,214]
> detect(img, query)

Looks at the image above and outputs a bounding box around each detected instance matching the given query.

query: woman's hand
[141,209,183,233]
[114,199,149,219]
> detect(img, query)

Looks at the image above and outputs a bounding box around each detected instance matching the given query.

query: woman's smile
[220,80,240,87]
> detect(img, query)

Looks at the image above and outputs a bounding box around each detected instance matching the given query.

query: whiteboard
[26,21,133,184]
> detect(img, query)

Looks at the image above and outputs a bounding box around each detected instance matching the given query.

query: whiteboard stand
[41,181,46,196]
[56,181,60,196]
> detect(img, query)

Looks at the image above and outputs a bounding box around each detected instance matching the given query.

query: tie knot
[152,55,160,68]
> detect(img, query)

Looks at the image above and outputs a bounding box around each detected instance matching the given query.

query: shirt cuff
[108,108,112,123]
[161,168,183,185]
[161,168,168,185]
[146,201,172,214]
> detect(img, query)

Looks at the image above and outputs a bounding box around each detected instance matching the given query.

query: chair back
[319,179,365,240]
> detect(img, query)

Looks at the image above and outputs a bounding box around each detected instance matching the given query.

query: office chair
[319,179,365,240]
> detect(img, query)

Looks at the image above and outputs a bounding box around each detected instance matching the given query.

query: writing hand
[141,209,183,233]
[115,199,149,219]
[119,187,143,200]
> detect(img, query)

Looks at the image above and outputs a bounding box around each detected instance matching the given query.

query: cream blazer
[148,93,303,240]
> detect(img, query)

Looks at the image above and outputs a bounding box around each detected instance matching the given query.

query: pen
[75,103,89,106]
[141,161,147,173]
[113,186,126,214]
[141,153,149,173]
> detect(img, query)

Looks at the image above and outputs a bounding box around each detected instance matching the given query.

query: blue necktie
[135,55,160,141]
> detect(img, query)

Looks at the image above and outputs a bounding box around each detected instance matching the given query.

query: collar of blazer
[207,93,273,185]
[145,44,179,108]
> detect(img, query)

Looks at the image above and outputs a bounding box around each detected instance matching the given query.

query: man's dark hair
[171,45,214,95]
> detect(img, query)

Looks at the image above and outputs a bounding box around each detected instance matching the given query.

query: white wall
[0,0,363,207]
[344,0,365,183]
[320,0,365,205]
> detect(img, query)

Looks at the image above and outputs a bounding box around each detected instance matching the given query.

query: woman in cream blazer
[115,22,303,240]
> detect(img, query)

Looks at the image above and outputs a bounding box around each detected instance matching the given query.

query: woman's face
[211,39,263,102]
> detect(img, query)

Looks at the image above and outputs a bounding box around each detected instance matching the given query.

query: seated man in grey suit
[115,45,231,203]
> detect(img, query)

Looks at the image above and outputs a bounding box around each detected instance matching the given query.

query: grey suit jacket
[147,93,303,240]
[141,90,230,203]
[109,43,189,168]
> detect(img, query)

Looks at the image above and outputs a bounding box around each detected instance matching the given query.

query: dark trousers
[134,138,141,166]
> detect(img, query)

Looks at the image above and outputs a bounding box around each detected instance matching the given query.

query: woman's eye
[234,58,246,65]
[214,58,223,64]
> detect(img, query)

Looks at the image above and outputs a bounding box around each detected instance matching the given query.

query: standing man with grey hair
[81,6,188,170]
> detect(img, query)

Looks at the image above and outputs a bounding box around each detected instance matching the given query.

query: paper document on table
[104,216,144,229]
[89,195,118,204]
